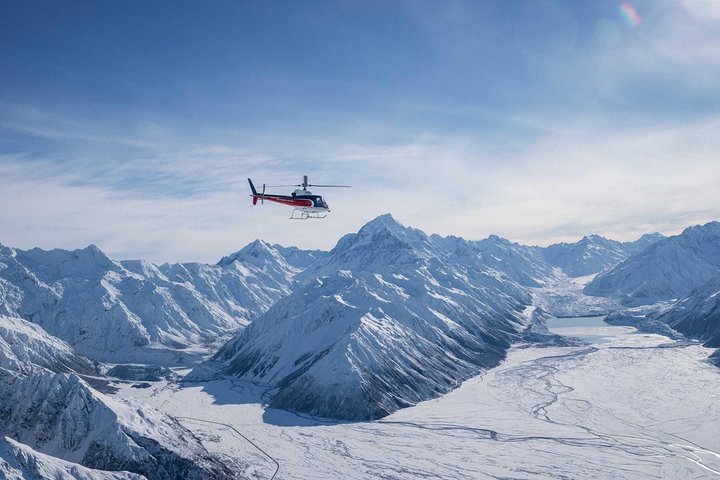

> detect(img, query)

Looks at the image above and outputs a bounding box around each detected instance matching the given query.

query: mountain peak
[360,213,406,233]
[328,214,437,269]
[217,239,278,266]
[681,221,720,239]
[581,234,611,244]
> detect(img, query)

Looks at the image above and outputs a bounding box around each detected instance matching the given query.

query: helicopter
[248,175,351,219]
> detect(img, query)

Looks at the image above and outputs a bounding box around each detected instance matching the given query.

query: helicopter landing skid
[290,209,327,220]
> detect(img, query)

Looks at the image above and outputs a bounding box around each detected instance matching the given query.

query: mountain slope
[200,215,532,420]
[0,241,316,364]
[542,234,628,277]
[623,232,666,254]
[0,369,235,479]
[0,314,98,375]
[0,436,144,480]
[585,221,720,303]
[0,307,235,479]
[655,274,720,348]
[431,234,559,288]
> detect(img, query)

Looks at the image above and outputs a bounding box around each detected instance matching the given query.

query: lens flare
[618,2,642,27]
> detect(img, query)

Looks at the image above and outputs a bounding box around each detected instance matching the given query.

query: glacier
[0,214,717,478]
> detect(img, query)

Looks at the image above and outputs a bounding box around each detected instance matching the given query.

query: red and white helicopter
[248,175,351,219]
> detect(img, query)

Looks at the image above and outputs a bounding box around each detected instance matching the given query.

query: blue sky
[1,0,719,262]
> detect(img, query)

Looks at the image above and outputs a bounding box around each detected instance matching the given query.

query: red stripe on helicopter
[253,195,314,208]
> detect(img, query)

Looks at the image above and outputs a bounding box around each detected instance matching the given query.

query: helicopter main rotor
[266,175,351,191]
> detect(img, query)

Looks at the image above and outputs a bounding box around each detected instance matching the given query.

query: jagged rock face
[0,315,98,375]
[0,240,317,364]
[203,214,532,420]
[585,221,720,303]
[0,370,234,480]
[0,436,144,480]
[655,274,720,348]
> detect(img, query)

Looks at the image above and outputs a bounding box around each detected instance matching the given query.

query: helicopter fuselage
[252,191,329,213]
[248,177,347,219]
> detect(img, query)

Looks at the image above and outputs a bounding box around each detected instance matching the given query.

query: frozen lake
[546,314,661,346]
[115,317,720,479]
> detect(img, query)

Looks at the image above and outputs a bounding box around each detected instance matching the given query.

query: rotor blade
[307,184,352,188]
[264,184,302,187]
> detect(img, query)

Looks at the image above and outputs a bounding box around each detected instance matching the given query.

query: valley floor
[112,321,720,479]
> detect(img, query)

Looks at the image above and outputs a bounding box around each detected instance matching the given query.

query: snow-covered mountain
[539,232,666,278]
[198,214,533,420]
[0,314,98,375]
[0,369,235,479]
[0,314,238,478]
[623,232,666,255]
[654,274,720,349]
[431,234,559,288]
[0,240,317,364]
[0,436,144,480]
[217,239,327,270]
[584,221,720,303]
[541,234,629,277]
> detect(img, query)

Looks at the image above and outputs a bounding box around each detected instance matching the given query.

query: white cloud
[681,0,720,19]
[2,0,719,261]
[2,112,719,262]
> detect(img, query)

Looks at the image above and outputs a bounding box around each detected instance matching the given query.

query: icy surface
[120,321,720,479]
[530,273,621,317]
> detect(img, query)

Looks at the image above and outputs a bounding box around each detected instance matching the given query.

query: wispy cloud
[1,0,719,262]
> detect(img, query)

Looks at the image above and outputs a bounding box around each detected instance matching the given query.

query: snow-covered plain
[114,320,720,479]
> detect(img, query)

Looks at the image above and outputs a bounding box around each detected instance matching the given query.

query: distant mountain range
[541,233,666,278]
[0,241,320,364]
[585,221,720,303]
[190,215,667,420]
[1,213,717,476]
[0,216,663,369]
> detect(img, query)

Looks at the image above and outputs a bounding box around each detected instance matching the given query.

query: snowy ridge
[0,314,98,375]
[655,274,720,349]
[0,240,317,364]
[585,221,720,303]
[432,234,560,288]
[0,436,143,480]
[623,232,666,254]
[0,369,235,479]
[542,234,629,277]
[201,215,533,420]
[0,307,236,479]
